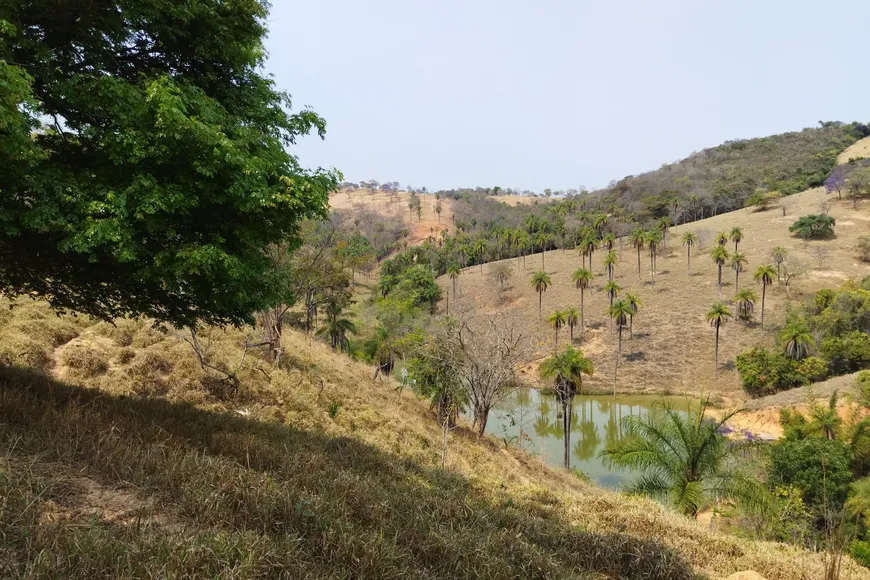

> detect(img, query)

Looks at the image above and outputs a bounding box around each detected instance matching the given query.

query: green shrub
[795,357,828,382]
[820,331,870,375]
[789,214,836,239]
[768,437,853,511]
[735,347,807,397]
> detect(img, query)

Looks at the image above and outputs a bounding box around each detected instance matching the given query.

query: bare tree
[781,258,808,298]
[696,229,711,250]
[819,200,832,216]
[458,314,529,437]
[812,244,832,269]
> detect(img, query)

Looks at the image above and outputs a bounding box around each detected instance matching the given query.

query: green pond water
[482,389,688,488]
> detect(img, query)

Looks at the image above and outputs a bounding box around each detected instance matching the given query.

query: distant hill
[591,122,868,223]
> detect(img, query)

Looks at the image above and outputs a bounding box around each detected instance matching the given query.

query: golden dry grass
[330,189,455,245]
[0,299,864,577]
[490,194,545,206]
[437,187,870,403]
[838,135,870,163]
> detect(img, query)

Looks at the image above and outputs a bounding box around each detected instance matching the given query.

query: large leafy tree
[600,399,743,518]
[0,1,339,327]
[539,346,594,469]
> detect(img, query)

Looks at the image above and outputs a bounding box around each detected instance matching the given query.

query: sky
[264,0,870,193]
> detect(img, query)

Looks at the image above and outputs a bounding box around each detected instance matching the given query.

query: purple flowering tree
[825,166,847,199]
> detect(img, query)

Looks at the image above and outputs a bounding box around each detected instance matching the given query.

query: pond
[482,389,689,488]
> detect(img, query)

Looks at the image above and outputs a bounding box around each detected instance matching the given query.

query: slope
[0,300,860,579]
[437,186,870,401]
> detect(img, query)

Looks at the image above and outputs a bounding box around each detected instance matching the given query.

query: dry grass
[330,189,455,245]
[838,135,870,163]
[438,187,870,404]
[0,300,864,578]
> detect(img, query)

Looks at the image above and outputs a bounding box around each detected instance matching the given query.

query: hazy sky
[264,0,869,192]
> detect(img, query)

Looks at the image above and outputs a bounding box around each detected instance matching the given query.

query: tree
[603,250,618,281]
[571,268,593,332]
[0,1,340,328]
[781,258,808,298]
[548,310,566,351]
[681,231,698,271]
[745,190,782,211]
[581,237,598,270]
[472,238,489,275]
[780,321,815,361]
[770,247,788,281]
[531,271,552,321]
[731,251,747,292]
[539,347,594,469]
[629,228,646,279]
[825,166,847,199]
[858,236,870,263]
[604,280,622,310]
[609,299,633,396]
[847,167,870,208]
[716,231,729,246]
[625,292,641,340]
[706,302,733,376]
[735,288,758,322]
[316,301,357,352]
[645,230,661,286]
[769,437,852,511]
[730,227,744,252]
[711,246,730,297]
[435,201,443,223]
[601,398,743,517]
[564,307,580,342]
[790,215,836,239]
[447,264,461,306]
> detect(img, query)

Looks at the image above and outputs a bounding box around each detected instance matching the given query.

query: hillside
[589,123,866,223]
[436,185,870,401]
[0,299,860,579]
[839,135,870,164]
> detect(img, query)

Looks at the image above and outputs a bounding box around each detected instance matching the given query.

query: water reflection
[486,389,687,488]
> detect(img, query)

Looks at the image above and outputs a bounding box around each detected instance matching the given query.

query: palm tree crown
[600,399,743,517]
[316,302,358,352]
[734,288,758,321]
[780,321,816,360]
[730,226,743,251]
[531,271,552,320]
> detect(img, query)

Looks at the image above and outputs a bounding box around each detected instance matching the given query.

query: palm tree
[600,398,743,517]
[681,231,697,271]
[645,230,661,286]
[564,307,580,342]
[730,251,747,292]
[629,228,645,279]
[754,264,776,333]
[809,392,841,440]
[472,238,488,275]
[730,226,743,252]
[540,347,594,469]
[490,262,513,290]
[517,232,531,269]
[658,216,673,248]
[625,292,641,339]
[734,288,758,322]
[581,237,598,270]
[602,232,616,251]
[531,271,552,321]
[706,302,733,376]
[711,246,730,297]
[447,264,461,302]
[535,233,551,269]
[780,321,815,360]
[593,213,609,236]
[609,299,633,396]
[316,302,357,352]
[603,250,618,281]
[571,268,593,332]
[604,280,621,309]
[769,246,788,282]
[547,310,566,351]
[715,231,729,246]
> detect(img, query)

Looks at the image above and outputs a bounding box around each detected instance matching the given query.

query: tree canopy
[0,1,339,327]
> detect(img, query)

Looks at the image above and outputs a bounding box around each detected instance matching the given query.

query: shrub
[858,236,870,263]
[820,331,870,375]
[735,347,807,397]
[0,333,50,370]
[789,214,836,239]
[59,345,109,378]
[768,437,853,511]
[795,357,828,382]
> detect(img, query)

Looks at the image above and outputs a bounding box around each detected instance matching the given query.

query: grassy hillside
[437,186,870,401]
[591,123,866,222]
[0,300,860,579]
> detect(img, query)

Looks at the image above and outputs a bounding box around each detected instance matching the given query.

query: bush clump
[59,345,109,378]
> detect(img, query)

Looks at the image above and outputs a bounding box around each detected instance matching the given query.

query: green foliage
[768,437,853,511]
[381,265,441,311]
[789,215,836,239]
[735,348,808,397]
[0,2,339,327]
[600,399,742,517]
[821,331,870,375]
